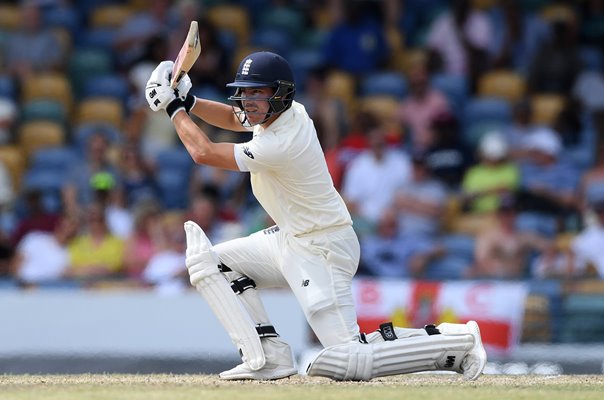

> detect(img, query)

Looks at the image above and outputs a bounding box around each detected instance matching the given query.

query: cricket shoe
[219,337,298,380]
[437,320,487,380]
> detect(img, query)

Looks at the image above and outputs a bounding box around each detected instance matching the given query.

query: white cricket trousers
[213,224,361,347]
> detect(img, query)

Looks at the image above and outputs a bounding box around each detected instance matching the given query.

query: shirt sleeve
[233,134,288,173]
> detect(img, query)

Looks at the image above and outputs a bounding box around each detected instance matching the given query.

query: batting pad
[184,221,265,371]
[307,333,474,381]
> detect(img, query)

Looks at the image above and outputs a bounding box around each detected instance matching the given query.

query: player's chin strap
[184,221,266,370]
[307,322,474,381]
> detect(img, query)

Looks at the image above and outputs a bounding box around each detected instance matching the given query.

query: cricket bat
[170,21,201,89]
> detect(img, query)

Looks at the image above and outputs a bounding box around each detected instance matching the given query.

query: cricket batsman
[145,51,487,381]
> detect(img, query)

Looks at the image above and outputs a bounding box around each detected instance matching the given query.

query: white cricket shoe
[459,321,487,380]
[219,337,298,381]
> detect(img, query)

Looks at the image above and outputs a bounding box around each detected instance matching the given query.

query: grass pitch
[0,374,603,400]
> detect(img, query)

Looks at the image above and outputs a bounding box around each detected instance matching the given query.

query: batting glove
[145,61,176,112]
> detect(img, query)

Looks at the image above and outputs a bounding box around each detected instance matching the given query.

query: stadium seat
[0,4,20,31]
[463,120,507,149]
[251,28,294,58]
[531,94,565,126]
[207,4,251,46]
[29,147,79,174]
[360,72,408,100]
[72,122,122,153]
[82,74,130,105]
[431,73,469,115]
[17,121,65,159]
[68,48,113,97]
[20,100,68,126]
[21,73,73,113]
[156,169,191,210]
[287,48,324,89]
[580,46,603,72]
[21,169,65,213]
[540,3,577,25]
[477,70,526,103]
[0,74,16,100]
[358,95,401,135]
[43,6,80,33]
[324,70,356,112]
[257,6,305,41]
[75,28,118,52]
[76,97,124,129]
[462,97,512,130]
[155,147,193,173]
[0,145,26,190]
[90,4,134,28]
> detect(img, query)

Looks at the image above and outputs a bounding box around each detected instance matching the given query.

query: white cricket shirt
[234,101,352,236]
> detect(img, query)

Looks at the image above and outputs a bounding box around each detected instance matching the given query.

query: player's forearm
[190,98,245,132]
[172,111,238,170]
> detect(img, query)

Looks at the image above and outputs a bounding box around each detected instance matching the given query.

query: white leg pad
[307,332,474,381]
[184,221,265,370]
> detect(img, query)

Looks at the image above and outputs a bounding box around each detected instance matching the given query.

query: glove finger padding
[145,60,177,111]
[176,73,192,100]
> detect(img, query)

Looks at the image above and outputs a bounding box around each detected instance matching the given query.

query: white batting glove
[175,73,192,100]
[145,61,176,112]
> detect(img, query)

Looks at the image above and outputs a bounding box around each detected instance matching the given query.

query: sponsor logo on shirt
[243,146,254,159]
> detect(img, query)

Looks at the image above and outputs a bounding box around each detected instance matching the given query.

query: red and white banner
[353,279,528,355]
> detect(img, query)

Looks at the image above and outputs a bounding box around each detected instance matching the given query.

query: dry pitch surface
[1,374,603,400]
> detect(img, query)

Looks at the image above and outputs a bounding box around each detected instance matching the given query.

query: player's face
[240,87,274,126]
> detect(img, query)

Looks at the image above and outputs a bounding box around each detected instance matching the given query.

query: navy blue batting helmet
[227,51,296,124]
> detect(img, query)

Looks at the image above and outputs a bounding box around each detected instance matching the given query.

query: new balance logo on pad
[444,355,456,368]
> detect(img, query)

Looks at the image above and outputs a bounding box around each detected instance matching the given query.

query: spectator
[359,207,444,278]
[11,189,60,247]
[516,128,580,223]
[579,0,604,53]
[321,0,390,75]
[468,195,554,279]
[579,142,604,222]
[397,62,451,152]
[393,153,448,237]
[297,67,349,153]
[13,213,79,285]
[0,98,17,145]
[91,172,134,240]
[490,0,551,74]
[0,159,15,234]
[142,211,188,295]
[64,202,125,281]
[185,187,242,244]
[527,17,582,95]
[117,144,160,208]
[123,200,163,281]
[423,112,472,190]
[564,199,604,279]
[461,131,520,214]
[113,0,176,68]
[342,125,411,228]
[63,130,121,214]
[3,1,65,80]
[425,0,493,86]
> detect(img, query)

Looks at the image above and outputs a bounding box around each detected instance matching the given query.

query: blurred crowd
[0,0,604,292]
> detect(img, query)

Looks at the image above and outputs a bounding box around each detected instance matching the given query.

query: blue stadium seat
[155,147,193,172]
[251,28,294,58]
[360,72,408,100]
[20,100,68,125]
[424,255,469,280]
[0,74,16,99]
[579,46,603,72]
[462,97,512,130]
[156,169,190,210]
[288,48,324,89]
[30,147,80,174]
[73,122,122,153]
[43,6,80,33]
[76,27,118,52]
[22,169,65,213]
[82,73,130,105]
[430,73,469,114]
